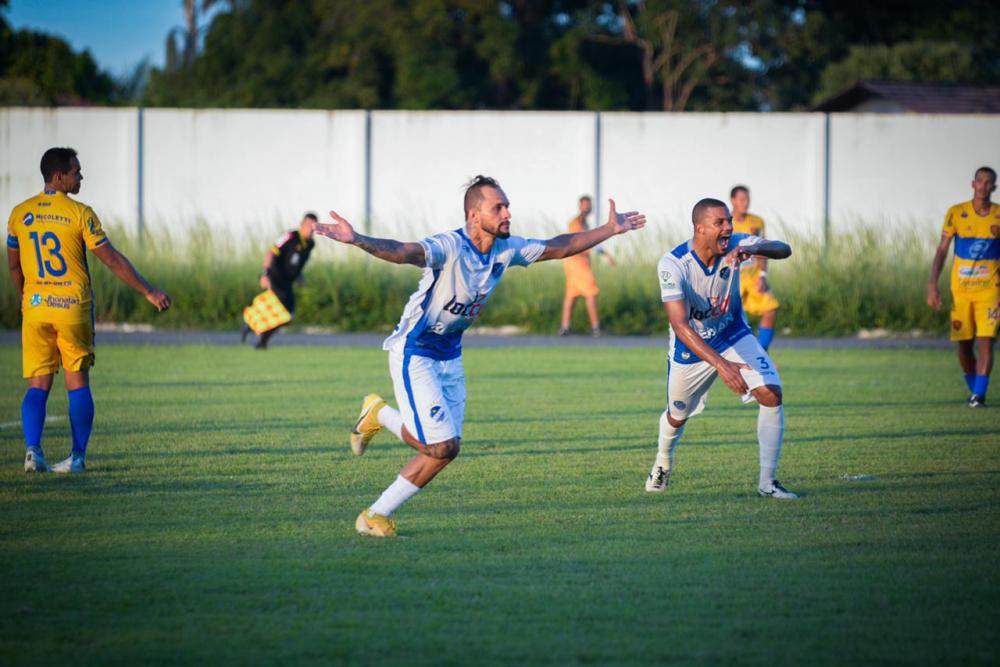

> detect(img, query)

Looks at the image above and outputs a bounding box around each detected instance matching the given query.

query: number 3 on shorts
[757,356,770,370]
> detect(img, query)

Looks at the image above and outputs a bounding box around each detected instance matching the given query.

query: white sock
[377,404,404,441]
[655,410,685,471]
[370,475,421,516]
[757,404,784,490]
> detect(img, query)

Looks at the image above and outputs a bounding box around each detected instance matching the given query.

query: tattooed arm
[314,210,426,267]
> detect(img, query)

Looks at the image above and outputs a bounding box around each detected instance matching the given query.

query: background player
[927,166,999,407]
[648,197,795,498]
[559,195,616,336]
[241,213,316,349]
[6,147,171,473]
[730,185,779,350]
[314,175,645,537]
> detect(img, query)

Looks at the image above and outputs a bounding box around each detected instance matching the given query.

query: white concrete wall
[3,107,999,246]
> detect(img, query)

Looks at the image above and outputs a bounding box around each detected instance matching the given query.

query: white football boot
[24,448,51,473]
[645,463,670,492]
[758,479,798,499]
[52,455,86,474]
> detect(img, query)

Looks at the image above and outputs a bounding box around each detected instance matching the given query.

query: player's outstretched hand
[607,199,646,235]
[927,284,942,310]
[314,210,357,245]
[146,289,171,312]
[715,358,751,395]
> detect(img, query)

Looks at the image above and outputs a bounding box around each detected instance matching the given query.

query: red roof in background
[812,81,1000,113]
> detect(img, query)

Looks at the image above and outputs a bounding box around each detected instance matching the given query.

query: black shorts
[270,283,295,315]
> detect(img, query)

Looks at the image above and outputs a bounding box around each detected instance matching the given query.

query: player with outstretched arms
[646,197,796,498]
[315,175,645,537]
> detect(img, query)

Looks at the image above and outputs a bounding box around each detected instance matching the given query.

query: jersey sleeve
[6,210,18,250]
[81,207,109,250]
[753,215,766,237]
[272,231,294,256]
[942,205,959,237]
[420,232,459,270]
[658,255,684,302]
[508,236,546,267]
[733,233,762,249]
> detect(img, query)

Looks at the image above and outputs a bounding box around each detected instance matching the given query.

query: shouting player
[6,147,171,473]
[730,185,779,350]
[927,166,999,407]
[647,197,796,498]
[315,175,645,537]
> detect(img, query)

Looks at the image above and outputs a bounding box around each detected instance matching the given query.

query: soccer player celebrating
[730,185,779,350]
[927,166,999,408]
[314,175,645,537]
[6,147,171,473]
[559,195,616,337]
[647,197,796,498]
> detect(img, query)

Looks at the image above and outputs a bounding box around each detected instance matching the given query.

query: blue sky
[5,0,222,76]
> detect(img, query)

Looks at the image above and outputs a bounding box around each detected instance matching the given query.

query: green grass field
[1,344,997,666]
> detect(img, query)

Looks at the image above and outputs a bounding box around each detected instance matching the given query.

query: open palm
[607,198,646,234]
[314,210,357,244]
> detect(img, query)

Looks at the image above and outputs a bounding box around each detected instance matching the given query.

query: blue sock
[22,388,50,452]
[758,326,775,350]
[964,373,976,393]
[973,375,989,399]
[68,386,95,457]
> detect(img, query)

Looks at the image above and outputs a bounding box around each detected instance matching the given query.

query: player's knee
[755,385,782,407]
[428,438,460,460]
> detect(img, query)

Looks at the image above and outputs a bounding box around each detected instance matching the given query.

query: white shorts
[388,349,466,444]
[667,334,780,420]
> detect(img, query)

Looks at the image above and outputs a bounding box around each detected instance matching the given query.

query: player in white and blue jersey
[314,175,646,537]
[647,197,797,498]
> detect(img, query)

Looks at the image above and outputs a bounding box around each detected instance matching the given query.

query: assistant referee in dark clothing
[242,213,317,349]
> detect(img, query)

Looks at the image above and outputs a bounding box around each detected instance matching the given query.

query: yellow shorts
[950,294,1000,341]
[741,282,780,316]
[22,319,95,378]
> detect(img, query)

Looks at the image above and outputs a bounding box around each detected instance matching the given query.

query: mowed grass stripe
[0,345,997,666]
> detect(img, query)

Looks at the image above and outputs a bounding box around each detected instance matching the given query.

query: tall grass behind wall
[1,225,950,336]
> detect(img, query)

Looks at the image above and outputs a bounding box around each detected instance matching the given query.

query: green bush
[1,225,951,336]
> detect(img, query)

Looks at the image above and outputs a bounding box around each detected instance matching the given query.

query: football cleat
[52,455,86,474]
[24,448,51,473]
[645,464,670,492]
[758,480,798,499]
[350,393,386,456]
[355,508,397,537]
[968,394,986,408]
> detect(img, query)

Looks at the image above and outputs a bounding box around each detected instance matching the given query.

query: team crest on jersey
[23,212,34,226]
[429,405,446,423]
[491,262,504,278]
[680,351,691,360]
[30,293,42,306]
[960,211,969,218]
[720,267,731,280]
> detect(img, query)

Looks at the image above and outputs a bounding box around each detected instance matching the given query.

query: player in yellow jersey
[6,147,171,473]
[928,166,1000,408]
[730,185,779,350]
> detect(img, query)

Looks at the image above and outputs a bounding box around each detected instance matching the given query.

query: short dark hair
[303,212,318,222]
[730,185,749,199]
[692,197,728,226]
[579,195,592,203]
[975,166,997,182]
[40,147,78,181]
[463,175,501,218]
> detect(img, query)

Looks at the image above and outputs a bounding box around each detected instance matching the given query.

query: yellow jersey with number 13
[6,190,109,323]
[942,201,1000,297]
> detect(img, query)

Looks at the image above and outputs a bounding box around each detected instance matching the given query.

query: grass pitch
[0,343,997,666]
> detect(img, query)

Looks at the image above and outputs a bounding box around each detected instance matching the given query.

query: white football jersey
[384,228,546,360]
[657,233,759,364]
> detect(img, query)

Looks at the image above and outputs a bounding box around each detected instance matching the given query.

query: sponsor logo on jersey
[429,405,446,423]
[960,211,969,218]
[968,239,992,258]
[443,292,487,319]
[720,267,731,280]
[660,271,675,289]
[30,293,43,306]
[952,320,962,330]
[958,265,991,278]
[23,212,34,226]
[44,295,80,309]
[37,213,71,225]
[689,295,732,322]
[491,262,504,278]
[88,217,97,234]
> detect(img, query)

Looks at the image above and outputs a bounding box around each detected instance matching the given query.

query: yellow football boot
[355,508,397,537]
[350,393,386,456]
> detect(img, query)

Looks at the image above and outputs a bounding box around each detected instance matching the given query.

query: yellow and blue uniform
[6,190,109,377]
[732,213,780,316]
[943,201,1000,341]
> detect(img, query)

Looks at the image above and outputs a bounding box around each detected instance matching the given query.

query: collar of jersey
[456,228,491,265]
[42,189,58,196]
[689,246,720,276]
